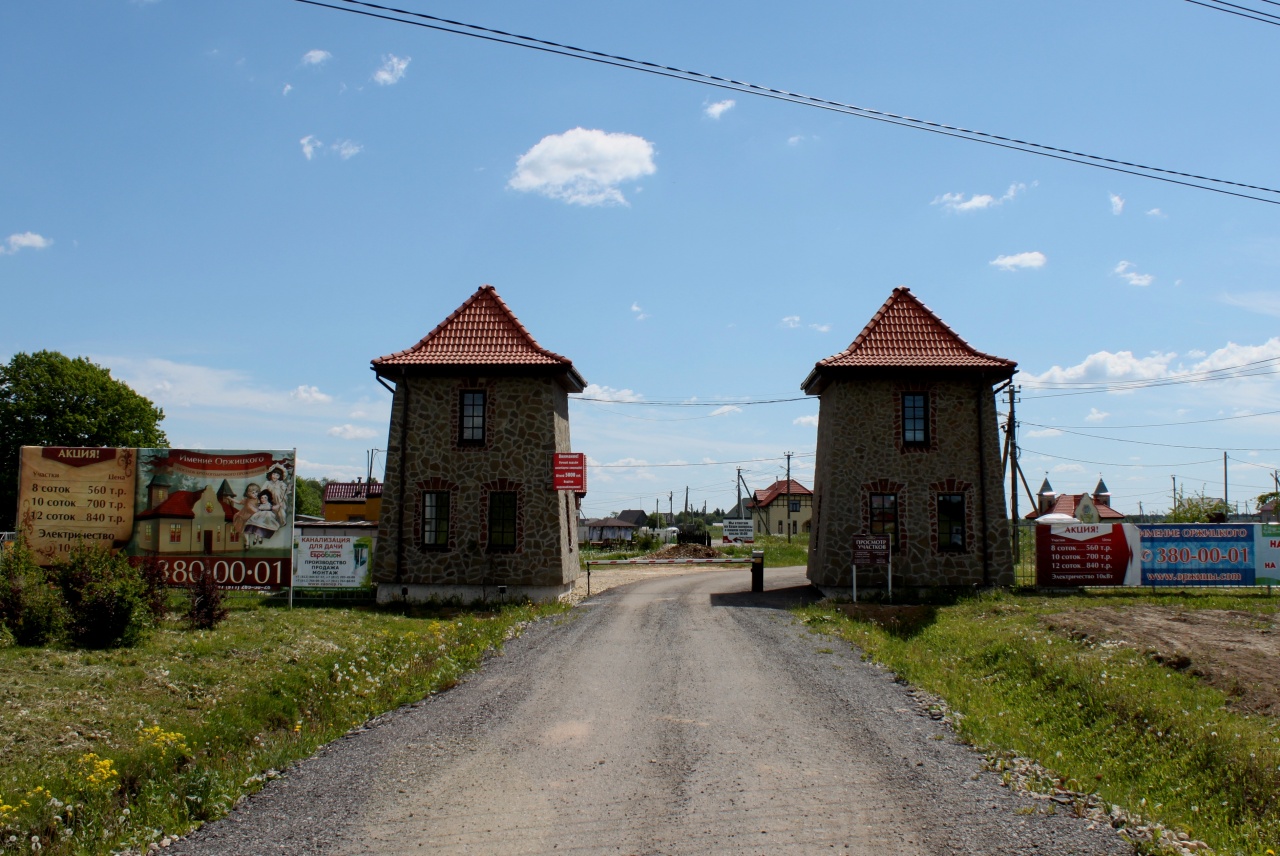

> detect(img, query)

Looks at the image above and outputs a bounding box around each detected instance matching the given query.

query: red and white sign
[552,452,587,492]
[1035,523,1141,587]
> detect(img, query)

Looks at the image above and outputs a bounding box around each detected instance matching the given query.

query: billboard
[17,447,295,588]
[293,533,372,588]
[1036,522,1280,587]
[721,517,754,543]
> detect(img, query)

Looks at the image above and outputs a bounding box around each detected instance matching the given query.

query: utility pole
[684,486,689,516]
[1008,386,1018,562]
[1224,452,1230,517]
[736,467,743,520]
[669,491,674,524]
[785,451,793,543]
[1172,476,1178,513]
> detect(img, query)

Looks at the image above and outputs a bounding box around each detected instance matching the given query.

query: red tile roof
[136,489,235,522]
[323,482,384,502]
[803,287,1016,391]
[1024,494,1126,520]
[748,479,812,508]
[372,285,585,390]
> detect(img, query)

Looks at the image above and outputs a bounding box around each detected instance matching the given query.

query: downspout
[394,363,409,583]
[975,380,991,587]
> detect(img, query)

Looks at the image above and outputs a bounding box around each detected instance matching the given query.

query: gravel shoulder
[172,567,1133,855]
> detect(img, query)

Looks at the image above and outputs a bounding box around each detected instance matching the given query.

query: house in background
[370,285,586,603]
[1027,477,1126,523]
[746,479,813,536]
[803,287,1017,593]
[615,509,649,529]
[322,480,383,522]
[583,517,638,546]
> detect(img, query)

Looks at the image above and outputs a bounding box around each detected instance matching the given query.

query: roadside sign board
[852,535,890,566]
[721,517,754,543]
[552,452,587,492]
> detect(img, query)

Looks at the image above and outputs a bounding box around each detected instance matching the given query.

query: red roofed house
[747,479,813,536]
[133,475,242,555]
[802,287,1017,593]
[370,285,587,603]
[1026,477,1125,522]
[322,480,383,522]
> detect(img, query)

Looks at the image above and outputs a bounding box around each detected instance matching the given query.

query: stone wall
[372,373,579,592]
[807,376,1013,590]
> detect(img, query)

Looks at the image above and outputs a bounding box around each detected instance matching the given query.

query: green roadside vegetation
[580,532,809,568]
[797,589,1280,856]
[0,598,568,855]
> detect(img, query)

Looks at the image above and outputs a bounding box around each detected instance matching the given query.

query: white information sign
[293,534,369,588]
[721,517,755,543]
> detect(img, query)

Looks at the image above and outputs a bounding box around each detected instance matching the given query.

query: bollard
[750,550,764,592]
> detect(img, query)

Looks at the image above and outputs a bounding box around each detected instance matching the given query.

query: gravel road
[172,567,1132,855]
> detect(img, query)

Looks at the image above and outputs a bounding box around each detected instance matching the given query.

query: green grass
[0,598,568,854]
[796,589,1280,856]
[720,532,809,567]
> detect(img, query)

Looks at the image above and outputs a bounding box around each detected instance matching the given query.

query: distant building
[322,480,383,522]
[746,479,813,536]
[1026,478,1125,522]
[803,287,1016,592]
[583,517,638,544]
[370,285,586,603]
[615,509,649,528]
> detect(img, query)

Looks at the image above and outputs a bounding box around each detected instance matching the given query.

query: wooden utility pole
[1008,385,1018,562]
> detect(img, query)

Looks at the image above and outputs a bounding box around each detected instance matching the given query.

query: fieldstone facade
[803,288,1016,594]
[370,286,585,603]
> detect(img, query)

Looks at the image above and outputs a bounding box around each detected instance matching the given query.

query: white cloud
[332,140,362,159]
[1147,208,1165,218]
[1025,338,1280,392]
[282,83,292,96]
[302,49,332,66]
[1114,260,1154,287]
[580,383,643,402]
[630,302,650,321]
[300,135,321,160]
[1,232,53,255]
[290,385,333,404]
[709,405,742,417]
[990,251,1046,271]
[794,414,819,427]
[373,54,410,85]
[1084,408,1109,423]
[1026,427,1063,438]
[787,135,807,146]
[781,316,801,328]
[704,99,735,119]
[1109,193,1125,215]
[1053,463,1085,473]
[933,182,1027,213]
[1220,292,1280,318]
[810,323,831,333]
[328,424,378,440]
[509,128,656,206]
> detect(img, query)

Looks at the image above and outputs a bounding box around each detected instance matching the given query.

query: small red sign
[552,452,586,492]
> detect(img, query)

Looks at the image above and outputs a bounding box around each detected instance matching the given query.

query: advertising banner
[293,533,371,588]
[721,517,754,543]
[16,446,295,588]
[1137,524,1256,586]
[1259,524,1280,586]
[552,452,587,492]
[1036,523,1141,587]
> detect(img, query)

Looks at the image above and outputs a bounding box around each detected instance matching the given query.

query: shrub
[137,553,171,621]
[56,544,150,648]
[185,567,228,629]
[0,537,66,646]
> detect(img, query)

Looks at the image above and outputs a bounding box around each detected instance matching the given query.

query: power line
[1182,0,1280,27]
[591,453,814,469]
[289,0,1280,205]
[1024,407,1280,430]
[1020,420,1280,451]
[1020,446,1219,469]
[574,395,809,407]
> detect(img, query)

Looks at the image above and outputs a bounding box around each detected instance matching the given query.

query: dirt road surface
[173,567,1131,855]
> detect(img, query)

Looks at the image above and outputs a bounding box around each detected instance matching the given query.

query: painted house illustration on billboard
[371,284,587,603]
[133,475,245,555]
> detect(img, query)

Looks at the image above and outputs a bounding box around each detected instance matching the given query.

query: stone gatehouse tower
[370,285,586,603]
[802,287,1017,593]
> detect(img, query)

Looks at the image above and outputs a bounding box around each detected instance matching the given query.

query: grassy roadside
[580,533,809,568]
[0,599,569,855]
[796,590,1280,856]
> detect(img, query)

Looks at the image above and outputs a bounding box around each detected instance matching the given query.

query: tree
[296,477,325,518]
[0,351,167,529]
[1165,488,1230,524]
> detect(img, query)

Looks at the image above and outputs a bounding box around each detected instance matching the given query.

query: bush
[186,567,229,629]
[56,545,150,648]
[0,537,66,646]
[137,553,171,621]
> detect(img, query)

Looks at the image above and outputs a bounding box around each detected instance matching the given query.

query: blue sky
[5,0,1280,519]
